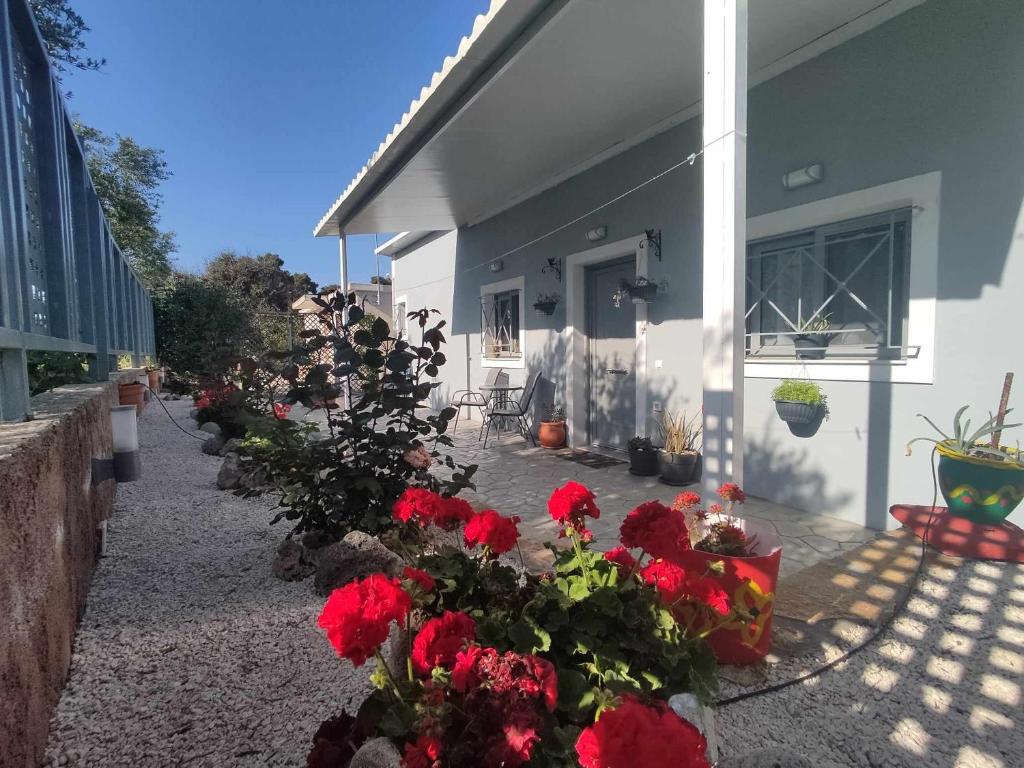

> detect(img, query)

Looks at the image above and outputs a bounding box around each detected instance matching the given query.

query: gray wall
[391,0,1024,528]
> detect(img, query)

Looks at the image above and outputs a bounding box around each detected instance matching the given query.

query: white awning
[314,0,921,238]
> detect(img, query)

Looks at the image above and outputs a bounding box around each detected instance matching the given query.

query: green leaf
[508,616,551,654]
[556,669,596,717]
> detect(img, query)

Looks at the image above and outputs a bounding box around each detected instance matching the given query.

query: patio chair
[481,370,542,448]
[451,368,507,432]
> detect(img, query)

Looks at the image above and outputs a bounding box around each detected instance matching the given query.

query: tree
[204,251,317,313]
[28,0,104,76]
[75,122,177,289]
[153,273,253,386]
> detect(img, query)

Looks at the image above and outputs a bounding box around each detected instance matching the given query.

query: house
[313,0,1023,530]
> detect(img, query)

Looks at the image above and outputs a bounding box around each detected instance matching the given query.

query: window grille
[481,289,521,359]
[745,208,912,360]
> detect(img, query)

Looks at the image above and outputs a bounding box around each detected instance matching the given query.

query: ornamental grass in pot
[307,481,749,767]
[793,314,832,360]
[907,404,1024,525]
[538,404,566,448]
[657,409,703,485]
[627,435,659,476]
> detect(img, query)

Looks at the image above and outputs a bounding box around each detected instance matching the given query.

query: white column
[338,233,349,293]
[701,0,747,486]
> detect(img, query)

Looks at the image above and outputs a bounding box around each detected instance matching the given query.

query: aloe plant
[906,406,1023,466]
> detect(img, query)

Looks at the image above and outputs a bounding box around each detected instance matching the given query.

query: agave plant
[906,406,1023,466]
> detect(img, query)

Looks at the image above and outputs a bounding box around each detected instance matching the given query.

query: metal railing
[0,0,154,420]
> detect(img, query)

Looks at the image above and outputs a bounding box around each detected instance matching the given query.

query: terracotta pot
[118,382,146,414]
[687,516,783,665]
[538,420,566,448]
[147,369,159,392]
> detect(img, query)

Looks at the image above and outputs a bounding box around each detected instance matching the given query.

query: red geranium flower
[604,546,637,574]
[434,496,474,530]
[392,487,445,526]
[575,695,709,768]
[619,501,690,561]
[273,402,291,420]
[464,510,521,555]
[401,734,442,768]
[673,491,702,510]
[717,482,747,504]
[411,611,477,675]
[402,566,436,592]
[547,481,601,534]
[641,560,730,616]
[317,574,411,667]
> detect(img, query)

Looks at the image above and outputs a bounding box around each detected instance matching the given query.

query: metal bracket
[640,229,662,262]
[541,257,562,283]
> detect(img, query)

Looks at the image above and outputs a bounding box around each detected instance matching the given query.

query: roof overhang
[374,231,434,256]
[315,0,923,238]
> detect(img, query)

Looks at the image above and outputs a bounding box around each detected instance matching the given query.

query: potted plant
[533,292,560,316]
[538,404,566,448]
[627,435,659,476]
[657,409,703,485]
[771,379,828,425]
[144,356,159,392]
[907,405,1024,525]
[673,484,783,665]
[118,380,146,413]
[793,314,832,360]
[623,276,659,304]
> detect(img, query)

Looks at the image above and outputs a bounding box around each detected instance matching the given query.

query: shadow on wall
[744,415,854,518]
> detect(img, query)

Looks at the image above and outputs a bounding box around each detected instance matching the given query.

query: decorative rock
[314,531,403,596]
[199,422,222,435]
[349,738,401,768]
[715,749,815,768]
[238,466,268,491]
[219,438,243,456]
[201,435,226,455]
[272,539,317,581]
[217,455,243,490]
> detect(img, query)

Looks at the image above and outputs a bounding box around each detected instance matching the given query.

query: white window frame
[744,171,940,384]
[480,276,526,369]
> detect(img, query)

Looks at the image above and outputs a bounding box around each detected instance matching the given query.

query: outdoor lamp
[92,405,142,485]
[782,163,823,190]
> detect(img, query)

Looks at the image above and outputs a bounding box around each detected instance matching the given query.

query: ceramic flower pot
[937,441,1024,525]
[688,516,783,665]
[538,420,566,448]
[658,450,700,485]
[628,446,659,476]
[147,369,159,392]
[118,382,146,414]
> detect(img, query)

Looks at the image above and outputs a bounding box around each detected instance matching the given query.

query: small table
[479,384,523,437]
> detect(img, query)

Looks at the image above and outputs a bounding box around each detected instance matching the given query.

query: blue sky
[63,0,490,288]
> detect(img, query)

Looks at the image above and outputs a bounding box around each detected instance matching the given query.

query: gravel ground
[716,555,1024,767]
[44,398,1023,767]
[44,399,369,767]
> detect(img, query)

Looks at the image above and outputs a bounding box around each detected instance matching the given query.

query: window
[481,288,521,359]
[393,299,407,338]
[745,208,912,360]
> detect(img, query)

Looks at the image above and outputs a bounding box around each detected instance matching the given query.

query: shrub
[239,294,477,540]
[26,352,91,395]
[770,378,826,406]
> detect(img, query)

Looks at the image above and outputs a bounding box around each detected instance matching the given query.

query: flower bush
[674,484,756,557]
[237,296,477,540]
[307,482,750,767]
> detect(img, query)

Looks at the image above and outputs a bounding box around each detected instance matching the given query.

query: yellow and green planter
[937,441,1024,525]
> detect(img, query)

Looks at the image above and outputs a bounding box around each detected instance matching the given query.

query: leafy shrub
[770,378,826,406]
[239,294,477,540]
[26,351,90,395]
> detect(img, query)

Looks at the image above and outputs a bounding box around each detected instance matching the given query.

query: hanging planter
[771,379,827,428]
[613,277,661,307]
[533,292,560,316]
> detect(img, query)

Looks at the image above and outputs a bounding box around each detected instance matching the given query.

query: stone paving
[445,423,879,577]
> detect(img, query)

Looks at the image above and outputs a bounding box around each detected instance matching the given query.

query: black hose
[714,447,941,708]
[141,384,208,441]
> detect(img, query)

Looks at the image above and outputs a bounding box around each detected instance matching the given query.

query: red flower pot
[118,382,146,414]
[688,516,782,665]
[538,421,566,448]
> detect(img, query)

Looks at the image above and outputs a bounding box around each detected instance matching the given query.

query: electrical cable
[714,447,941,708]
[141,383,208,441]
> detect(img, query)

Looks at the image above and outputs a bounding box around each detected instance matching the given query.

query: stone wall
[0,382,120,767]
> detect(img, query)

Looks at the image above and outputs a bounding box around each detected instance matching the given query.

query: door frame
[564,234,648,449]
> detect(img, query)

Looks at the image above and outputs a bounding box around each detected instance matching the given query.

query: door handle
[606,368,628,375]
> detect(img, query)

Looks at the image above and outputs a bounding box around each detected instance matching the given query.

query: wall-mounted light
[586,226,607,243]
[92,404,142,485]
[489,259,504,273]
[639,229,662,262]
[541,256,562,283]
[782,163,823,190]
